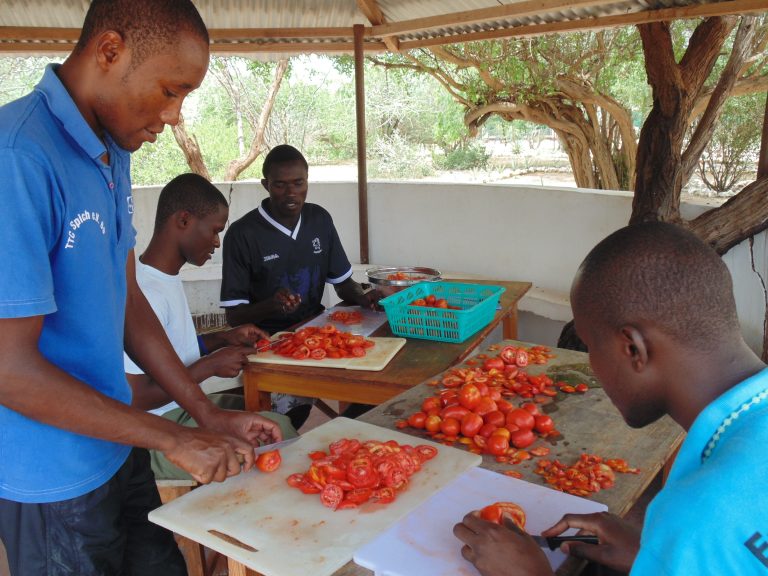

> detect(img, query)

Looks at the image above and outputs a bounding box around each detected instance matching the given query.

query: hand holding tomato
[454,511,552,576]
[273,287,302,315]
[255,449,282,472]
[541,512,640,573]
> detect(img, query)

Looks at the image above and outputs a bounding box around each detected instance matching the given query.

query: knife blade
[252,436,300,455]
[254,337,291,353]
[530,534,599,550]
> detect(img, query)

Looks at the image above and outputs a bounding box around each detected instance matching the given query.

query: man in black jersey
[220,144,380,427]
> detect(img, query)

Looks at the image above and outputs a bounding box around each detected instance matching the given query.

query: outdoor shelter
[2,0,766,264]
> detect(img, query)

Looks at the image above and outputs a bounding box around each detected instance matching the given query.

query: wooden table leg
[227,557,262,576]
[244,369,273,412]
[502,306,519,339]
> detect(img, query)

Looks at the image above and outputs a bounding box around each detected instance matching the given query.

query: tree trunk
[171,112,210,180]
[224,59,289,181]
[632,18,737,224]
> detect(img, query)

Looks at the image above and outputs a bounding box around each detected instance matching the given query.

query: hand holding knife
[531,534,599,550]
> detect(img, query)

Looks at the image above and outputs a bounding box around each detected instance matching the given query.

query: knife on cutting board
[234,437,300,464]
[530,534,599,550]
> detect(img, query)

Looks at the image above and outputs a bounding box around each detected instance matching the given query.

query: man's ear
[94,30,126,69]
[619,325,648,372]
[174,210,192,229]
[260,178,269,192]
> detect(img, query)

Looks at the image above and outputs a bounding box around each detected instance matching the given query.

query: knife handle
[546,535,599,550]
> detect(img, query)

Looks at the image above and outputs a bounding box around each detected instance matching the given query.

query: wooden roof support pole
[758,91,768,180]
[354,23,370,265]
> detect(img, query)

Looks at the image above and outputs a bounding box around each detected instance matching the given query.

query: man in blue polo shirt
[454,223,768,576]
[0,1,280,574]
[220,144,381,427]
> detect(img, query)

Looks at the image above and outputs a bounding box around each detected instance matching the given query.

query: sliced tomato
[320,483,344,510]
[415,444,438,461]
[480,501,527,530]
[310,347,327,360]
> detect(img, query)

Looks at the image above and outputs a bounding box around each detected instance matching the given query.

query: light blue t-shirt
[0,65,135,503]
[632,367,768,574]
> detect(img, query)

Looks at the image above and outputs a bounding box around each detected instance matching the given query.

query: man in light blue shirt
[455,222,768,575]
[0,1,280,574]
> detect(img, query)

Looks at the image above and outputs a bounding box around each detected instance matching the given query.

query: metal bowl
[366,266,441,296]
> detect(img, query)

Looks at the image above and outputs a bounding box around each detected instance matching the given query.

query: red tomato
[421,397,441,413]
[441,405,470,421]
[495,398,514,414]
[425,294,437,306]
[483,410,506,428]
[499,346,517,364]
[480,502,527,530]
[320,483,344,510]
[291,346,310,360]
[483,357,505,371]
[458,384,482,410]
[425,415,442,434]
[440,417,460,437]
[521,403,539,415]
[344,488,373,505]
[477,422,498,438]
[474,397,498,417]
[372,487,396,504]
[506,409,535,431]
[255,450,282,472]
[511,429,535,449]
[486,434,510,456]
[435,298,449,308]
[515,349,529,367]
[575,383,590,393]
[415,445,438,461]
[256,338,271,349]
[411,298,426,307]
[534,414,555,434]
[310,347,327,360]
[407,412,427,429]
[460,413,484,438]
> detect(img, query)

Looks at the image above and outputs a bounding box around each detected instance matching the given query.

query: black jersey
[220,199,353,333]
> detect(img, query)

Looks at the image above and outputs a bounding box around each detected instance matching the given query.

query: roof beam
[371,0,621,38]
[356,0,400,52]
[397,0,767,49]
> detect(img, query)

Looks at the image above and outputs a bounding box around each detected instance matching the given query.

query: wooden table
[327,340,686,576]
[243,279,531,412]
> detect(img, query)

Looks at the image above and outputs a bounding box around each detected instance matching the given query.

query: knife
[530,534,599,550]
[253,436,300,455]
[234,437,300,465]
[254,337,291,353]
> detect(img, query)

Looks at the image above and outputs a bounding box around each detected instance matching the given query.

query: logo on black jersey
[312,237,322,254]
[263,254,279,262]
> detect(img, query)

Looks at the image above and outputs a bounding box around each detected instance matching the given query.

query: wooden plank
[398,0,768,50]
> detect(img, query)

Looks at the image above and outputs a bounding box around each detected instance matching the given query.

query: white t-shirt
[124,259,200,415]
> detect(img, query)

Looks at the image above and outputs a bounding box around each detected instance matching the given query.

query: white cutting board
[248,336,406,371]
[300,305,389,336]
[353,467,608,576]
[149,418,481,576]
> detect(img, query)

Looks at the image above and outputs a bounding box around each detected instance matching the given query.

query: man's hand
[161,426,256,484]
[199,345,252,378]
[454,511,553,576]
[201,407,283,447]
[355,288,383,311]
[542,512,640,573]
[272,287,302,316]
[221,324,270,346]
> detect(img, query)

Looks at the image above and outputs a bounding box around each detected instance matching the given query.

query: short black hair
[573,222,740,351]
[262,144,309,180]
[155,173,227,229]
[76,0,209,69]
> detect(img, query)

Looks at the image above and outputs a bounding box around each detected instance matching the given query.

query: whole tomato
[483,357,505,371]
[425,414,442,435]
[474,396,498,417]
[421,397,441,413]
[483,410,506,428]
[458,384,482,410]
[511,429,535,449]
[506,409,535,432]
[460,413,484,438]
[440,417,461,437]
[407,412,427,429]
[534,414,555,434]
[441,405,470,421]
[486,434,510,456]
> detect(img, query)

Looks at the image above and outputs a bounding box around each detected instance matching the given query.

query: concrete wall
[131,180,768,354]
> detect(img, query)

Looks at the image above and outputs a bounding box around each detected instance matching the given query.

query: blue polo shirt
[631,367,768,574]
[0,65,134,503]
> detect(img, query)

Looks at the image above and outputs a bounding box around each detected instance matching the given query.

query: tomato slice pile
[271,325,375,360]
[328,310,364,325]
[387,272,427,281]
[286,438,439,510]
[535,453,640,497]
[479,501,527,530]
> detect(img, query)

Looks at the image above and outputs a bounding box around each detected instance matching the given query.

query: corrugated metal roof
[0,0,764,57]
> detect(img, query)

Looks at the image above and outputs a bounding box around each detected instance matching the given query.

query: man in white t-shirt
[125,173,297,479]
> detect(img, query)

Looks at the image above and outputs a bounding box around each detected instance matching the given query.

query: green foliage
[697,93,764,194]
[433,142,490,171]
[368,131,434,179]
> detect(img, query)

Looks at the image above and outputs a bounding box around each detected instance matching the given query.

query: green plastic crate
[380,282,506,343]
